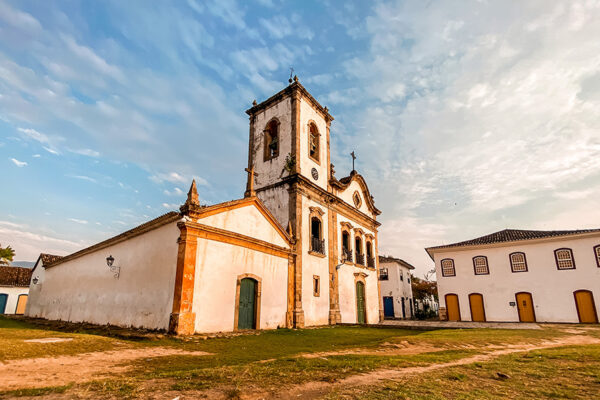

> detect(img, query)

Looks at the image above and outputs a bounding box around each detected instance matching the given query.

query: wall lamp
[106,255,121,279]
[332,263,344,282]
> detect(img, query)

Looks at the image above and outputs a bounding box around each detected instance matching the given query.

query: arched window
[366,241,374,268]
[555,248,575,270]
[509,252,528,272]
[310,216,325,255]
[341,231,352,262]
[472,256,489,275]
[308,122,320,163]
[355,236,364,265]
[594,245,600,268]
[441,258,455,277]
[264,119,279,160]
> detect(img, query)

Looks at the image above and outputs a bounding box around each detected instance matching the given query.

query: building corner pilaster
[169,221,198,335]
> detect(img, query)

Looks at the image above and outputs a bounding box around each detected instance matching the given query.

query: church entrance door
[238,278,257,329]
[356,281,366,324]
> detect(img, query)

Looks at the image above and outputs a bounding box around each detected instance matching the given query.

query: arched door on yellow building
[516,292,536,322]
[469,293,486,322]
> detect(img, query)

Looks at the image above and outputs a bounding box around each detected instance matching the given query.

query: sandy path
[0,347,211,391]
[261,335,600,400]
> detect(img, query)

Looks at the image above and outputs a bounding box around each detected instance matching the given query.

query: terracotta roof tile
[426,228,600,252]
[40,253,62,265]
[0,266,32,287]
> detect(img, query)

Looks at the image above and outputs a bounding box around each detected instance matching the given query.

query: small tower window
[264,119,279,161]
[313,275,320,297]
[555,248,575,270]
[310,217,325,255]
[308,122,320,163]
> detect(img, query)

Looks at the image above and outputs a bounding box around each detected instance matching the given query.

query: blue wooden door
[238,278,256,329]
[383,297,394,318]
[0,294,7,314]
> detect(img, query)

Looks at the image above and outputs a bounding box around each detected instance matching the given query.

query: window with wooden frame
[313,275,320,297]
[509,252,528,272]
[441,258,455,277]
[472,256,489,275]
[594,245,600,268]
[355,236,365,265]
[366,240,375,268]
[263,119,279,160]
[554,248,575,270]
[378,268,388,280]
[308,122,320,163]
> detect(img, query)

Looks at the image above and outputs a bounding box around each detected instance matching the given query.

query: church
[26,78,383,334]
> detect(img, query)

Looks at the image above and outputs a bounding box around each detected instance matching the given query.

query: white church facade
[26,78,384,334]
[427,229,600,324]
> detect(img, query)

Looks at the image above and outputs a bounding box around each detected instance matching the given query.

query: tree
[0,244,16,265]
[411,276,438,302]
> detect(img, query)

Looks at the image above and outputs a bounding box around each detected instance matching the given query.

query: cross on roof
[351,151,357,171]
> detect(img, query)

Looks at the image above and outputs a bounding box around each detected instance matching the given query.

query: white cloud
[164,187,185,196]
[67,218,88,224]
[69,148,100,157]
[43,146,60,155]
[67,175,97,183]
[162,202,179,209]
[32,154,41,158]
[17,127,50,144]
[10,158,27,167]
[0,225,84,261]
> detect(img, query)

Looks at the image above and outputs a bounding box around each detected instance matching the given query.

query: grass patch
[331,344,600,399]
[0,384,72,398]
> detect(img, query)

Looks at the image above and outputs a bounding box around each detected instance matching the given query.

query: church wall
[299,97,328,189]
[337,180,375,219]
[198,203,288,248]
[257,185,290,230]
[336,214,380,324]
[192,238,288,333]
[25,222,179,330]
[301,196,331,326]
[252,97,293,191]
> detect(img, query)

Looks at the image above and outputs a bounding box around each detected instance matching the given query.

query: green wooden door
[356,281,366,324]
[238,278,256,329]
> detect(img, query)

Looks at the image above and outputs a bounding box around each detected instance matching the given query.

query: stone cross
[351,151,357,171]
[244,166,259,197]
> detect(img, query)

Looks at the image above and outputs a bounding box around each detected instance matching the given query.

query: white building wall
[192,238,289,333]
[299,97,328,190]
[337,180,376,220]
[434,235,600,323]
[0,286,29,315]
[25,221,180,330]
[301,197,330,326]
[379,262,413,318]
[336,214,380,324]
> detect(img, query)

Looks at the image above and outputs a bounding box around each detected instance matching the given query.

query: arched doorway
[356,281,366,324]
[238,278,258,330]
[0,294,7,314]
[574,290,598,323]
[515,292,536,322]
[445,294,460,321]
[15,294,28,315]
[469,293,486,322]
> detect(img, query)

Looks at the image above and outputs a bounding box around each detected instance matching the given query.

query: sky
[1,0,599,278]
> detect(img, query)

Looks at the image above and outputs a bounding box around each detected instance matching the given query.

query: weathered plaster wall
[252,97,292,190]
[298,97,328,189]
[257,185,290,231]
[198,204,288,248]
[337,180,375,220]
[336,214,380,324]
[0,286,29,314]
[379,261,413,318]
[26,221,180,330]
[26,259,45,315]
[435,235,600,323]
[192,238,289,333]
[301,196,330,326]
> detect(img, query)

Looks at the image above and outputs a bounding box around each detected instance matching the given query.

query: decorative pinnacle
[252,99,257,106]
[180,179,201,215]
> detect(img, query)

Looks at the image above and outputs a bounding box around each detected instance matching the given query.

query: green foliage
[0,243,15,265]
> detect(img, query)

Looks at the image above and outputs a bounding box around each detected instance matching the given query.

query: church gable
[332,172,381,219]
[197,198,291,249]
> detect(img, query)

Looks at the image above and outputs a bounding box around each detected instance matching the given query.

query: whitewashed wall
[336,214,380,324]
[26,221,180,330]
[299,97,328,190]
[379,261,413,318]
[337,180,376,220]
[301,197,330,326]
[0,286,29,314]
[434,235,600,323]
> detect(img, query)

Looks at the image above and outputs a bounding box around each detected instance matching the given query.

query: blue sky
[1,1,600,276]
